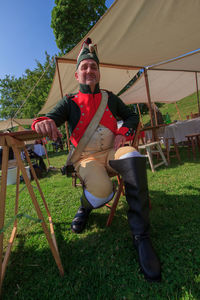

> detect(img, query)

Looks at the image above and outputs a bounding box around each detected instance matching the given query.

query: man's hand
[34,119,62,141]
[114,135,126,151]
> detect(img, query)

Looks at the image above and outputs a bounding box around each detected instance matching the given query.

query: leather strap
[69,90,108,164]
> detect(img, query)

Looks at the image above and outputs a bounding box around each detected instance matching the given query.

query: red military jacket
[32,84,139,147]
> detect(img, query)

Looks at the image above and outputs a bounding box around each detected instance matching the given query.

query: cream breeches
[74,146,137,199]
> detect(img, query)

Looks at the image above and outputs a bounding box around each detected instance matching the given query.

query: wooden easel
[0,131,64,294]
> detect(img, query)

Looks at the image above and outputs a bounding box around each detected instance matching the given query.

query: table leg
[191,137,196,160]
[11,143,64,276]
[165,138,170,164]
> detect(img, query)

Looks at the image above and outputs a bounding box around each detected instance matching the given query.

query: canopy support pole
[144,69,154,127]
[56,58,71,151]
[144,69,156,140]
[137,104,143,127]
[153,103,158,126]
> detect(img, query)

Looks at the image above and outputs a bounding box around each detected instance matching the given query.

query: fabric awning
[39,0,200,114]
[151,50,200,72]
[63,0,200,68]
[120,70,200,104]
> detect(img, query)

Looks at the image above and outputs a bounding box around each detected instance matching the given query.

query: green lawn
[2,148,200,299]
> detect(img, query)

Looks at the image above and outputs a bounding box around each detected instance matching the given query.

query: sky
[0,0,115,80]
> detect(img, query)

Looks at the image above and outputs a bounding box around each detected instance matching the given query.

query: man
[32,38,161,282]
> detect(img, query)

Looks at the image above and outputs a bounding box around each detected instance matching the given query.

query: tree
[0,52,55,120]
[51,0,107,53]
[0,75,25,120]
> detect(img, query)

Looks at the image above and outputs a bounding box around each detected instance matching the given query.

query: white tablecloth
[163,117,200,143]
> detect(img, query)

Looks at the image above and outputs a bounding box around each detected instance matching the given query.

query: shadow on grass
[2,190,200,300]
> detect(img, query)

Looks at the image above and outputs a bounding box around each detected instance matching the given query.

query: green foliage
[0,52,55,119]
[51,0,107,52]
[0,75,25,119]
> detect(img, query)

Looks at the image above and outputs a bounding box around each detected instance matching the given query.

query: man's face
[75,59,100,90]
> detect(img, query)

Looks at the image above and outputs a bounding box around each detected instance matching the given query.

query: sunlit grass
[2,149,200,300]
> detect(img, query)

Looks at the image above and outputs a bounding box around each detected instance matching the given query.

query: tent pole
[137,104,143,127]
[56,58,71,151]
[56,58,63,99]
[144,69,154,127]
[56,57,142,70]
[144,69,156,140]
[175,102,182,120]
[153,103,158,126]
[195,72,200,113]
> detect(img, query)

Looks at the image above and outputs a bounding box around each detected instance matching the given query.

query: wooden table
[0,131,64,295]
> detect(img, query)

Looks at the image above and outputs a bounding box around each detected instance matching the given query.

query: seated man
[32,38,161,282]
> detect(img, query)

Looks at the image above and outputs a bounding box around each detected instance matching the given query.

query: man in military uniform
[32,38,161,282]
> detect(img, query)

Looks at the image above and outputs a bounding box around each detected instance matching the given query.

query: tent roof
[0,118,33,131]
[120,70,200,104]
[151,50,200,72]
[40,0,200,114]
[63,0,200,67]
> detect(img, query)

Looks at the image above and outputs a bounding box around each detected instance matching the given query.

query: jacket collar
[79,83,100,94]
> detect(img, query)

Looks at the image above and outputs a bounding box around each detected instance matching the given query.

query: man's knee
[87,178,113,199]
[114,146,137,159]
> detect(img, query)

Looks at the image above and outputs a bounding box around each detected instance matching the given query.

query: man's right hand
[34,119,62,141]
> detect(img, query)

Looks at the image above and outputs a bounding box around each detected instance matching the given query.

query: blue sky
[0,0,114,80]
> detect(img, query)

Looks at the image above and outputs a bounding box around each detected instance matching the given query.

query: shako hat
[76,37,99,70]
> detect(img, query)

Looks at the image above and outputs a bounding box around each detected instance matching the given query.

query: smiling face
[75,59,100,92]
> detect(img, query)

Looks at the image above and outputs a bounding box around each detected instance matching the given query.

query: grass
[2,147,200,300]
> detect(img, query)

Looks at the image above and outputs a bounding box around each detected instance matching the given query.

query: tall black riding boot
[109,156,161,282]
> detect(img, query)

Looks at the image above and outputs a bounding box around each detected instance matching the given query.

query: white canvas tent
[120,49,200,125]
[151,50,200,72]
[40,0,200,114]
[120,69,200,105]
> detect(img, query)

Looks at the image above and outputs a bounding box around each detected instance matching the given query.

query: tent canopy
[151,50,200,72]
[40,0,200,114]
[120,70,200,105]
[64,0,200,68]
